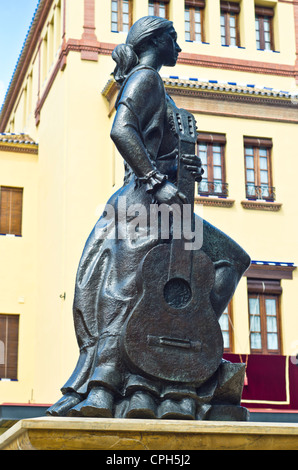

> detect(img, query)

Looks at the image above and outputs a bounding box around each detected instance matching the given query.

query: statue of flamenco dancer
[47,16,250,421]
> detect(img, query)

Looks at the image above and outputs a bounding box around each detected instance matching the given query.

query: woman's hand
[153,181,187,205]
[181,154,204,182]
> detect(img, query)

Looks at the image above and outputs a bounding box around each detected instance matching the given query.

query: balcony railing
[198,180,229,198]
[246,184,276,201]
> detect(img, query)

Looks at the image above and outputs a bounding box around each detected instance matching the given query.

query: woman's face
[157,27,182,67]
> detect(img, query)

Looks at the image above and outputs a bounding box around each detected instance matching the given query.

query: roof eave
[0,0,54,132]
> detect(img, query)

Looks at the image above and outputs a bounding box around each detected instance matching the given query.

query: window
[23,86,28,128]
[0,315,19,380]
[0,187,23,236]
[48,19,54,68]
[27,73,33,116]
[55,0,62,52]
[111,0,132,33]
[42,33,48,82]
[248,279,282,354]
[255,6,274,51]
[197,133,228,197]
[244,137,274,201]
[185,0,205,42]
[219,303,234,352]
[149,0,169,19]
[220,1,240,46]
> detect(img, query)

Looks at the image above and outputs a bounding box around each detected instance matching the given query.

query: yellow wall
[0,148,38,403]
[1,0,298,405]
[33,52,118,402]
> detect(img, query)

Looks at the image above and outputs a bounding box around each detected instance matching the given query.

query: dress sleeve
[111,68,167,189]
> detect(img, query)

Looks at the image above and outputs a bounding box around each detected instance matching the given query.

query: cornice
[0,133,38,154]
[102,77,296,110]
[244,262,296,280]
[177,51,295,78]
[241,200,282,211]
[167,85,295,108]
[195,196,235,208]
[95,42,297,78]
[0,144,38,155]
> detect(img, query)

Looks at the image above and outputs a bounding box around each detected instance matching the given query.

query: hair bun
[112,44,139,84]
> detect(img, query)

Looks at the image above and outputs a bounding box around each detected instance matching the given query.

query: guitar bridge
[147,335,201,352]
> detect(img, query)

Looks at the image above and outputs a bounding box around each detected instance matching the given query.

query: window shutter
[0,188,10,235]
[7,316,19,379]
[11,188,23,236]
[0,316,6,376]
[255,6,274,17]
[220,1,240,13]
[198,132,226,144]
[247,278,282,295]
[0,187,23,236]
[0,315,19,380]
[185,0,205,8]
[243,137,272,148]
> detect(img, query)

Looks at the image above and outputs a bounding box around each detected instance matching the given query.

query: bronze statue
[47,17,250,421]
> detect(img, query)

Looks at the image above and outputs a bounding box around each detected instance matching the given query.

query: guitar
[120,106,223,386]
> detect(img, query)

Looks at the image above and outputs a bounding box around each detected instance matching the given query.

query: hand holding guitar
[153,180,188,206]
[180,154,204,182]
[153,155,204,205]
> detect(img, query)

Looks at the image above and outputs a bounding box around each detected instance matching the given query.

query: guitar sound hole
[164,278,192,309]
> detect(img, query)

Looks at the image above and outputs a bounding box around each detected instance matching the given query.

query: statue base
[2,416,298,450]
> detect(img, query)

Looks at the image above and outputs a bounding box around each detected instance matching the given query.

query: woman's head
[126,16,173,52]
[112,16,178,84]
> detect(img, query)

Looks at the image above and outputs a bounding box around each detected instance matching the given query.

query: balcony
[246,184,276,201]
[224,353,298,422]
[198,180,229,198]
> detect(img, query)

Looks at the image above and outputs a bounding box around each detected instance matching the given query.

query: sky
[0,0,40,111]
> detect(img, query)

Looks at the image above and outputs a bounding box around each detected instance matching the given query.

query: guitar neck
[167,139,196,282]
[177,139,196,214]
[167,107,197,282]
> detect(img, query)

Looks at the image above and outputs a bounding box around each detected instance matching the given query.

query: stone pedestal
[1,417,298,450]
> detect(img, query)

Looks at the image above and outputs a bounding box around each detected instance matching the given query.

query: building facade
[1,0,298,428]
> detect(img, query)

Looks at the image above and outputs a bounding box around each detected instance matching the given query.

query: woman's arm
[110,103,156,179]
[111,68,186,204]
